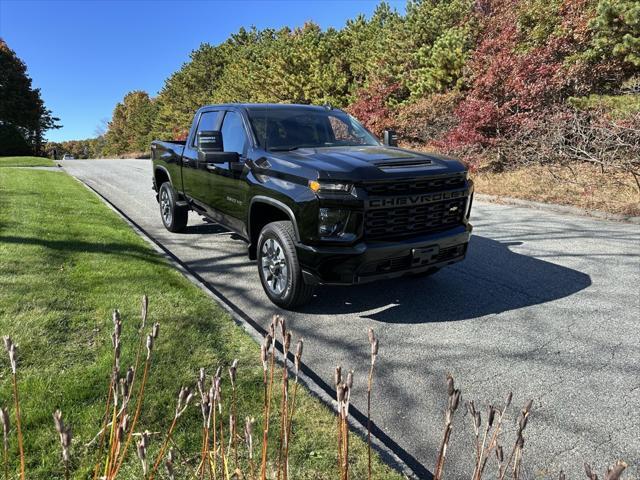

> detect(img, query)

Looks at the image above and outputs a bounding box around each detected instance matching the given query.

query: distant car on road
[151,103,474,308]
[62,154,75,160]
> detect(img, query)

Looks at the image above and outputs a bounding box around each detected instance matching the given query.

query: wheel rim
[261,237,288,296]
[160,189,172,225]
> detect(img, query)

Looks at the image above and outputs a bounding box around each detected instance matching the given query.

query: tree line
[4,0,638,173]
[0,39,60,156]
[94,0,638,172]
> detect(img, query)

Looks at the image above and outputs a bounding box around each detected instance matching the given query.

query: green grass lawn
[0,169,402,479]
[0,156,56,167]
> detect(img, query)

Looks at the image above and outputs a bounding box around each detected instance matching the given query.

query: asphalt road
[62,159,639,479]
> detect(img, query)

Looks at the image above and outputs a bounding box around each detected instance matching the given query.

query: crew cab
[151,104,473,308]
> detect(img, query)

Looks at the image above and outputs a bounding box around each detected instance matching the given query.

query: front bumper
[297,224,472,286]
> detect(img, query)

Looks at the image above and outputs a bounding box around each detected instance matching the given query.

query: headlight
[308,180,353,193]
[319,208,350,237]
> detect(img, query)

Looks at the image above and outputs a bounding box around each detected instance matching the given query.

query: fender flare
[153,165,173,189]
[249,196,301,242]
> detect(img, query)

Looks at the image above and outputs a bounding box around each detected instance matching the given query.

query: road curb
[68,173,428,480]
[475,193,640,225]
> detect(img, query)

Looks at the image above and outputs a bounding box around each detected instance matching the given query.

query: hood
[269,145,466,182]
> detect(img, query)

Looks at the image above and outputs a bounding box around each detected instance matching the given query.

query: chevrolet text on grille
[366,189,467,209]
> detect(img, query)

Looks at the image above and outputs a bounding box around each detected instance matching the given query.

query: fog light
[319,208,349,237]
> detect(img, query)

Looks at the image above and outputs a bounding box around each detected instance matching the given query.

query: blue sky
[0,0,404,142]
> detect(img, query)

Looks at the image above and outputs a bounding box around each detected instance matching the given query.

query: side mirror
[197,130,223,151]
[197,130,239,164]
[383,129,398,147]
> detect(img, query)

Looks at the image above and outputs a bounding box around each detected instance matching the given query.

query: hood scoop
[375,159,433,170]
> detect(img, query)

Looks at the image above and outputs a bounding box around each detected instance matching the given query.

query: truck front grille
[362,173,466,196]
[364,197,466,240]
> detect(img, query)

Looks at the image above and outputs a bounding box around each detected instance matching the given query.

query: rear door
[181,110,221,204]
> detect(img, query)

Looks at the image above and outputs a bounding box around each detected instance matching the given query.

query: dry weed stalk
[245,416,256,480]
[366,328,379,480]
[109,322,159,479]
[229,359,239,469]
[135,430,150,478]
[164,447,176,480]
[53,410,72,480]
[3,336,24,480]
[336,368,353,480]
[284,338,303,479]
[585,460,628,480]
[277,320,291,480]
[0,407,9,480]
[149,386,193,480]
[260,316,278,480]
[434,374,461,480]
[196,368,212,479]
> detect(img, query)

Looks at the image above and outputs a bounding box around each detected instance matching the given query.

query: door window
[221,111,248,156]
[194,111,219,147]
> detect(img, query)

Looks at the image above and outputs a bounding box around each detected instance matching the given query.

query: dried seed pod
[146,334,153,359]
[558,471,565,480]
[197,368,206,395]
[371,338,379,359]
[279,316,286,339]
[496,445,504,463]
[152,322,160,339]
[337,384,345,404]
[141,294,148,329]
[260,345,268,371]
[126,366,134,387]
[523,399,533,414]
[284,332,291,354]
[165,447,175,480]
[585,463,598,480]
[505,391,513,408]
[3,336,16,374]
[136,432,149,475]
[53,410,63,433]
[488,405,496,427]
[346,370,354,390]
[334,366,342,387]
[605,461,627,480]
[446,374,454,397]
[0,406,10,447]
[294,339,304,375]
[449,389,461,412]
[368,328,375,345]
[474,411,482,431]
[229,359,238,386]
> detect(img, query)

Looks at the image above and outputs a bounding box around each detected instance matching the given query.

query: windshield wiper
[269,145,318,152]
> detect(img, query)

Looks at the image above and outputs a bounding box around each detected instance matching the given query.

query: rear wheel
[257,221,315,309]
[159,182,188,232]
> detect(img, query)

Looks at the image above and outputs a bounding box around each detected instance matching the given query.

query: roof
[198,103,343,113]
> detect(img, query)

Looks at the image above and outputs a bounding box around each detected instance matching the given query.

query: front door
[181,110,221,204]
[205,110,250,233]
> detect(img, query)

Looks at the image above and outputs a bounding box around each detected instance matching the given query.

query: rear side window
[194,111,219,147]
[221,111,248,155]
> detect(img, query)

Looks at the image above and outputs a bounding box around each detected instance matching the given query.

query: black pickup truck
[151,104,473,308]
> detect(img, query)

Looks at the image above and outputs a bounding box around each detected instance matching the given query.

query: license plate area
[411,246,439,266]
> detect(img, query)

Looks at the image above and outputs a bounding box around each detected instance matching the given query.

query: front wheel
[257,221,315,309]
[158,182,188,232]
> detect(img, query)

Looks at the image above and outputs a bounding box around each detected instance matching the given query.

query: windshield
[247,107,380,151]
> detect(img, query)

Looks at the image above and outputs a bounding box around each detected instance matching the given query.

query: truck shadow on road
[302,235,593,323]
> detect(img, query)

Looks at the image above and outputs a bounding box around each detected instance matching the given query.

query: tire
[158,182,188,233]
[257,221,315,309]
